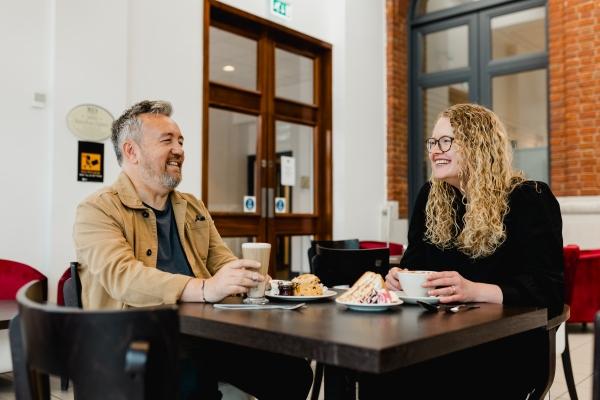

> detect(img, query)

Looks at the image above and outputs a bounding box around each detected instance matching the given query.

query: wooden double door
[202,1,332,278]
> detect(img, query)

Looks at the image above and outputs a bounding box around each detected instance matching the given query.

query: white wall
[558,196,600,249]
[0,0,389,300]
[0,0,52,272]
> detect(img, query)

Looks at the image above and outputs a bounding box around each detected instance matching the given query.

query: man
[73,100,312,399]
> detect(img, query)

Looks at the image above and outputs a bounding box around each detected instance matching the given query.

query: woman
[386,103,563,313]
[368,104,563,398]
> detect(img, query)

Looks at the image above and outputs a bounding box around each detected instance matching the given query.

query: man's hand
[181,259,263,303]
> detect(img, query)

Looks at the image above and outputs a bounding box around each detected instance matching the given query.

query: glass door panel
[422,25,469,73]
[274,121,314,214]
[275,48,314,104]
[492,69,548,182]
[415,0,480,16]
[491,7,545,60]
[422,82,469,178]
[208,108,259,212]
[209,27,258,90]
[275,235,313,279]
[222,236,257,258]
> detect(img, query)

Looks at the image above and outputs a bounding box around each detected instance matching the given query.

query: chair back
[0,259,47,300]
[63,262,82,308]
[307,239,359,274]
[10,280,179,400]
[314,246,390,287]
[594,311,600,400]
[359,241,404,256]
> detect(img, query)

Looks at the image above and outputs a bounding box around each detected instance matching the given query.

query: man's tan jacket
[73,172,236,309]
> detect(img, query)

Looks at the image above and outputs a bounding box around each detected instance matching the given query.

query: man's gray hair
[111,100,173,165]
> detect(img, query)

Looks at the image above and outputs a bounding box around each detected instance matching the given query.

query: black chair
[307,239,359,274]
[59,261,82,391]
[63,261,82,309]
[309,245,389,400]
[9,280,179,400]
[313,246,390,287]
[594,311,600,400]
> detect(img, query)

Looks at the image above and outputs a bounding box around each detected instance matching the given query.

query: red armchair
[359,241,404,256]
[0,259,47,373]
[563,245,600,324]
[0,259,47,300]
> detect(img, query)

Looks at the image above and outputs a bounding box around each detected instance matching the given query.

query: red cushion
[56,267,72,305]
[563,245,580,305]
[359,241,404,256]
[568,252,600,323]
[580,249,600,257]
[0,259,47,300]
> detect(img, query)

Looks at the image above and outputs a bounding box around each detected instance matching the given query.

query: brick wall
[548,0,600,196]
[386,0,600,216]
[386,0,410,218]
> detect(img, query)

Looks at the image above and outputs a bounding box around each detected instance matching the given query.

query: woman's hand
[423,271,503,304]
[385,267,405,291]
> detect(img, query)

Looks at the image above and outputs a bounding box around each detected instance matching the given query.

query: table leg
[324,365,356,400]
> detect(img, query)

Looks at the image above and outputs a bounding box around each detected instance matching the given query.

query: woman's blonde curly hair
[425,103,524,259]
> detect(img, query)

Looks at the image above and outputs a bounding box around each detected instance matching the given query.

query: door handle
[261,187,267,218]
[267,188,274,218]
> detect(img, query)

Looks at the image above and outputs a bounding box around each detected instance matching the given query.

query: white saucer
[265,289,337,301]
[335,298,403,312]
[394,291,439,305]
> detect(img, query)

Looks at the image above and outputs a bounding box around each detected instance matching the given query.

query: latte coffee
[242,242,271,299]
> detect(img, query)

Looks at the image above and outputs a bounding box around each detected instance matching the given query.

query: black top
[400,181,564,317]
[145,201,193,277]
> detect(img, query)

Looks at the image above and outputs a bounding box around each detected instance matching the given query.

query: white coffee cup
[396,270,434,298]
[242,242,271,300]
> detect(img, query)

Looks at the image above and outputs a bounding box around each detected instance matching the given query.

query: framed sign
[67,104,114,141]
[78,141,104,182]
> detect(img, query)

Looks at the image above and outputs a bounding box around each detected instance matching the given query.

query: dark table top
[0,300,18,330]
[178,292,547,374]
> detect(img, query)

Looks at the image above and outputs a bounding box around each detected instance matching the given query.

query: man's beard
[140,158,181,190]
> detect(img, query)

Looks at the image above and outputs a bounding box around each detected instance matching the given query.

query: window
[409,0,548,208]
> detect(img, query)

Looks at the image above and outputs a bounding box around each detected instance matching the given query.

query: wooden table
[179,293,548,398]
[0,300,18,330]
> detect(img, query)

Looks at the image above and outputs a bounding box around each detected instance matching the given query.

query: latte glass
[242,242,271,304]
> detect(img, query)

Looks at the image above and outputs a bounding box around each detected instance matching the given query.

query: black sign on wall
[78,141,104,182]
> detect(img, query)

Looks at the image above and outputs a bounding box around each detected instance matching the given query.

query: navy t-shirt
[145,200,193,276]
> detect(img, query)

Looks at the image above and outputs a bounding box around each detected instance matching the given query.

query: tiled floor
[546,325,595,400]
[0,325,595,399]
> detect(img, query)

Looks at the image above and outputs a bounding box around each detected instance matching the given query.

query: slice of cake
[292,274,323,296]
[337,271,386,304]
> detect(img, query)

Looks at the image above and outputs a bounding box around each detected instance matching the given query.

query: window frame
[408,0,549,211]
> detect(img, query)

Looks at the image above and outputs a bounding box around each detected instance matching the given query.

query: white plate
[332,285,350,290]
[335,298,403,312]
[265,289,337,301]
[394,291,439,305]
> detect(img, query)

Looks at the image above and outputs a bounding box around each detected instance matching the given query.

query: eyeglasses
[425,136,455,153]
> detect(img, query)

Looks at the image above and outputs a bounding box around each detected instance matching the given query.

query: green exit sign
[271,0,291,20]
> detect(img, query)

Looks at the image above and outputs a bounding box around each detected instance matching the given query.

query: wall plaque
[66,104,114,141]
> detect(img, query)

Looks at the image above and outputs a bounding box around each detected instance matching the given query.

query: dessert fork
[416,301,479,313]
